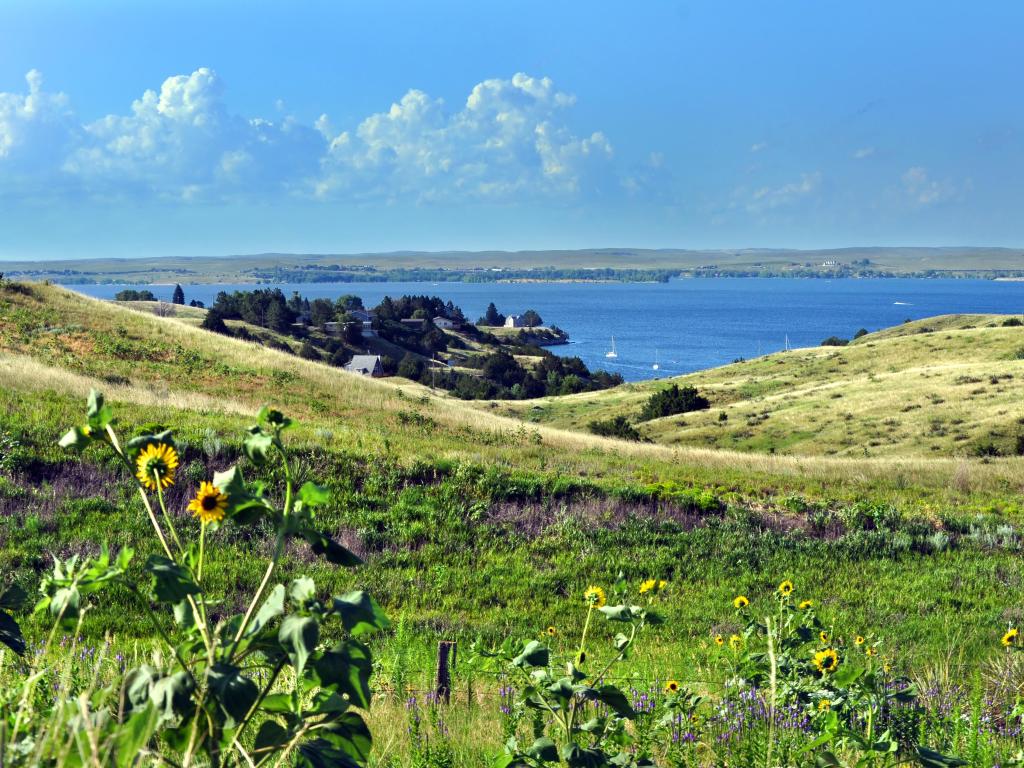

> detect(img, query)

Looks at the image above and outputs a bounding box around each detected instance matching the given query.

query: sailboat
[652,349,660,371]
[605,336,618,359]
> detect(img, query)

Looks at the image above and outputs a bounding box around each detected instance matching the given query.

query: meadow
[2,281,1024,765]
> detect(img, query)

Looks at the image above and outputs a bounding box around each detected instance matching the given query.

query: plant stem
[155,476,185,557]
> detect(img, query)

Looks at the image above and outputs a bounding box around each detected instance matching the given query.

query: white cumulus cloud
[0,68,620,204]
[747,172,821,213]
[901,166,956,206]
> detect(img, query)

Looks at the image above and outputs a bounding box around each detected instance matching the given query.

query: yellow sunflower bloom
[187,481,228,524]
[729,634,743,651]
[658,579,667,590]
[664,679,680,694]
[819,631,829,644]
[798,600,813,610]
[813,648,839,674]
[1002,628,1020,647]
[818,699,831,711]
[778,579,794,597]
[855,635,865,646]
[865,646,879,657]
[135,443,179,491]
[546,626,557,637]
[584,586,607,608]
[733,595,750,609]
[714,634,724,646]
[639,579,658,595]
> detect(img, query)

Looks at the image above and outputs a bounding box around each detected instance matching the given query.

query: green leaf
[58,426,91,451]
[114,704,158,768]
[314,639,374,709]
[123,665,161,716]
[50,586,80,622]
[260,693,296,713]
[916,747,969,768]
[595,685,636,719]
[243,427,275,465]
[316,712,372,762]
[244,583,285,638]
[814,753,842,768]
[560,744,605,768]
[208,663,259,730]
[333,591,389,637]
[513,640,549,669]
[0,611,25,655]
[598,604,634,622]
[289,577,317,606]
[279,615,320,675]
[526,737,558,762]
[304,529,363,566]
[86,389,114,431]
[299,482,330,506]
[253,720,290,756]
[832,664,863,687]
[145,556,200,604]
[150,671,195,726]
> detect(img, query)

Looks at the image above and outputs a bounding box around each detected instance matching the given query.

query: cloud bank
[0,68,617,204]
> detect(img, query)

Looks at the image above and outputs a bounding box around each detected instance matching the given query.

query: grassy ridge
[494,314,1024,458]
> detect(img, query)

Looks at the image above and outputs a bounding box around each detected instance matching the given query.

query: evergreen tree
[171,284,185,305]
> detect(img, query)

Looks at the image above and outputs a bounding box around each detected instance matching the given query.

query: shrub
[637,384,710,422]
[1002,317,1023,327]
[821,336,849,347]
[588,416,644,441]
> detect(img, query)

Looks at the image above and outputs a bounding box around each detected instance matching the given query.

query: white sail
[605,335,618,358]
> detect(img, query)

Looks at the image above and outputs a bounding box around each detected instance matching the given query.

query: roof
[345,354,381,372]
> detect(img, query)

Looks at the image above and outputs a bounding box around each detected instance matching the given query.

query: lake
[68,278,1024,382]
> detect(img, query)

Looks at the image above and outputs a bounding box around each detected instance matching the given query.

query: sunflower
[818,699,831,712]
[584,586,607,608]
[714,634,725,646]
[733,595,750,609]
[639,579,658,595]
[1002,628,1020,647]
[798,600,813,610]
[813,648,839,674]
[865,646,879,657]
[135,443,179,491]
[664,680,680,694]
[778,579,794,597]
[819,631,829,644]
[546,626,557,637]
[728,634,743,651]
[855,635,865,646]
[187,481,228,524]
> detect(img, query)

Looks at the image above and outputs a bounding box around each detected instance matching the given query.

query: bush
[1003,317,1023,327]
[114,289,156,301]
[637,384,710,422]
[588,416,644,441]
[853,327,869,338]
[200,308,229,335]
[820,336,849,346]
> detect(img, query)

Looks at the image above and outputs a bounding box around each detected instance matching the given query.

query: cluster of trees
[114,289,157,301]
[588,383,711,440]
[476,302,543,328]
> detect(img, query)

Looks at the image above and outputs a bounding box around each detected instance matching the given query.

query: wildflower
[854,635,865,646]
[818,699,831,711]
[584,586,606,608]
[714,634,725,646]
[729,634,743,651]
[546,626,557,637]
[813,648,839,674]
[865,646,879,657]
[1003,628,1020,647]
[639,579,658,594]
[658,579,667,590]
[778,579,794,597]
[798,599,813,610]
[819,631,829,644]
[135,443,178,491]
[733,595,749,609]
[187,481,228,524]
[664,680,680,694]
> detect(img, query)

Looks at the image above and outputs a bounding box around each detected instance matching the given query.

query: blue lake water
[68,279,1024,382]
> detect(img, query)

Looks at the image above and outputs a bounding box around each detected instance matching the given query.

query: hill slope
[485,315,1024,458]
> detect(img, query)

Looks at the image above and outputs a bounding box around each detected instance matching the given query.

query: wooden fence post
[435,640,456,704]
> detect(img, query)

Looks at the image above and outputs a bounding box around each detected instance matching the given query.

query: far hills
[3,245,1024,284]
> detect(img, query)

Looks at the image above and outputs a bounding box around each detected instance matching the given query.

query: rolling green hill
[489,314,1024,458]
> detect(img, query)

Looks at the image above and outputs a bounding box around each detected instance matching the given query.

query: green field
[2,281,1024,765]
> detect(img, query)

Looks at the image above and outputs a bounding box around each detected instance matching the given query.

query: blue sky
[1,1,1021,259]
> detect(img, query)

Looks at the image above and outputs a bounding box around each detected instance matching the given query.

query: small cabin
[504,314,527,328]
[433,316,459,330]
[344,355,384,377]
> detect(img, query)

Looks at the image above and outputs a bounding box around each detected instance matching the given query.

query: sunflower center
[201,494,219,511]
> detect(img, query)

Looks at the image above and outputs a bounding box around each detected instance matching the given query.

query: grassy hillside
[5,280,1024,764]
[493,314,1024,458]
